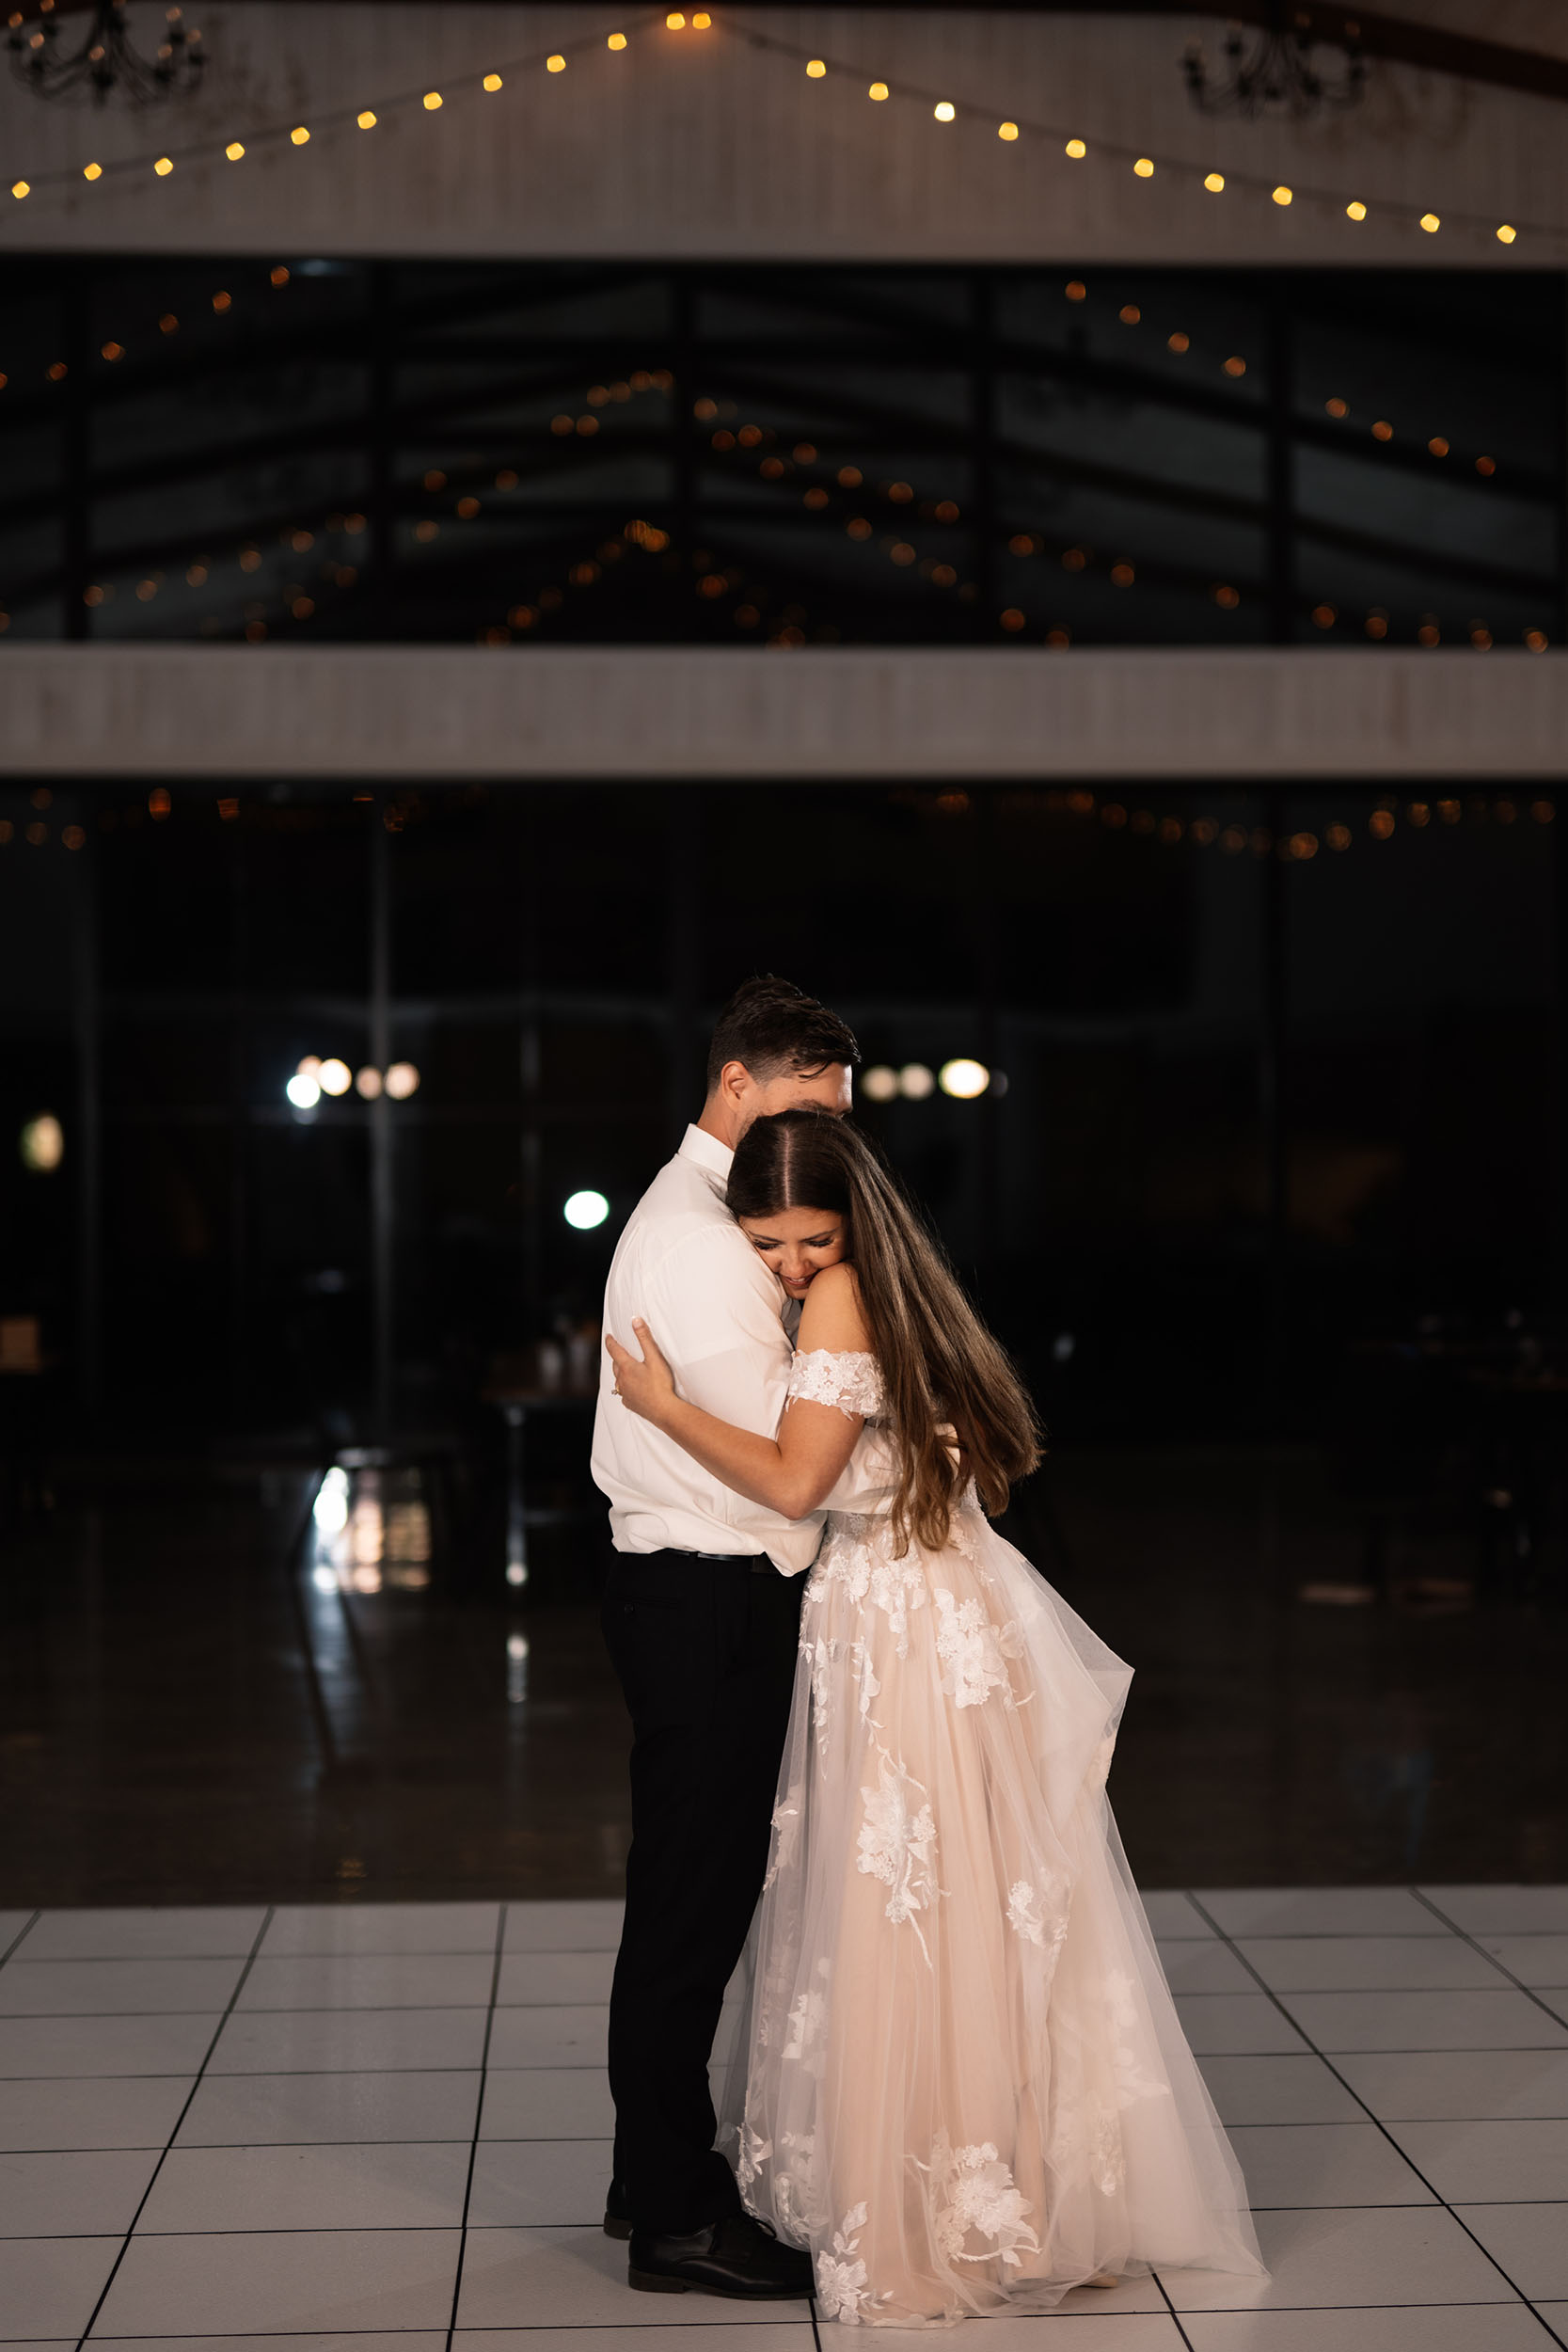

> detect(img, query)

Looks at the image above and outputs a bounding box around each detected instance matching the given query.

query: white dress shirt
[591,1124,894,1575]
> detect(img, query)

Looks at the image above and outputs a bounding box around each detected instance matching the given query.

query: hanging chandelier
[7,0,205,105]
[1181,7,1367,120]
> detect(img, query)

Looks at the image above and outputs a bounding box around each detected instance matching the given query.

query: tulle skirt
[722,1500,1266,2326]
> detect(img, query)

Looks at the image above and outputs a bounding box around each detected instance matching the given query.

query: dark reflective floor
[3,1448,1564,1906]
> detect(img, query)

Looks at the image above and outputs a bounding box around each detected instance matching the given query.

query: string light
[2,14,1542,266]
[690,385,1537,651]
[224,140,244,161]
[23,269,1535,662]
[868,81,888,101]
[483,72,502,92]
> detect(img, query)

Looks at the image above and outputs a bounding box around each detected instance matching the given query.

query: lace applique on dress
[816,2202,872,2322]
[926,2134,1040,2271]
[932,1589,1026,1708]
[787,1347,885,1420]
[857,1752,940,1955]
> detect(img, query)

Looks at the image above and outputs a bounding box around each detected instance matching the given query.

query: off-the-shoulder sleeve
[785,1347,885,1420]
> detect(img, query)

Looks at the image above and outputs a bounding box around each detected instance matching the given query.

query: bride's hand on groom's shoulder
[605,1320,676,1427]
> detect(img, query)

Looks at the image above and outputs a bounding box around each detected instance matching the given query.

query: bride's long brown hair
[727,1109,1042,1552]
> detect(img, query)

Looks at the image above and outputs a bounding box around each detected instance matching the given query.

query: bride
[605,1106,1264,2326]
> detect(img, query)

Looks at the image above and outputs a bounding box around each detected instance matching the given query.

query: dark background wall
[2,775,1557,1453]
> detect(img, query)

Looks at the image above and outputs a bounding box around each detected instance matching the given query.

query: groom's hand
[605,1319,677,1428]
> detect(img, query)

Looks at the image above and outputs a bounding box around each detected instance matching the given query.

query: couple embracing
[590,976,1263,2327]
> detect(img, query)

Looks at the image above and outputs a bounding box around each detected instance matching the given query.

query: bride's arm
[605,1263,873,1520]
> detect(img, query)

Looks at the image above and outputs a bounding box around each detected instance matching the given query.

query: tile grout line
[69,1902,276,2352]
[1413,1890,1568,2033]
[443,1899,509,2348]
[0,1909,40,1963]
[1148,2264,1198,2349]
[1183,1888,1566,2339]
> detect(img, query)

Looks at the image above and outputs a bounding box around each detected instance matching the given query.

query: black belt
[637,1546,775,1576]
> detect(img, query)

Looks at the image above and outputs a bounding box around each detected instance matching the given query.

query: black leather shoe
[628,2211,814,2298]
[603,2176,631,2240]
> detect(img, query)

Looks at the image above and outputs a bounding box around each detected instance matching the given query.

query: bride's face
[737,1205,847,1301]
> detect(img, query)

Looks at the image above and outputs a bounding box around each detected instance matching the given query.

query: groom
[591,975,887,2299]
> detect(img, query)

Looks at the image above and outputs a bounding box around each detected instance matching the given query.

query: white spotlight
[286,1073,321,1109]
[313,1464,350,1533]
[318,1057,352,1097]
[939,1057,990,1100]
[898,1063,936,1101]
[564,1189,610,1230]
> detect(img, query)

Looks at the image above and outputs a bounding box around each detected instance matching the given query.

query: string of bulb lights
[0,273,1544,653]
[3,784,1553,885]
[689,398,1546,654]
[0,5,1548,260]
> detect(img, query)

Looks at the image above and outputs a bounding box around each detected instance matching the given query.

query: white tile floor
[1,1889,1565,2348]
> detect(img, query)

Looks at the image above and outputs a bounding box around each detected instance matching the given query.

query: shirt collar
[677,1122,734,1193]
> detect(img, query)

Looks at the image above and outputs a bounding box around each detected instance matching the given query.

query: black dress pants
[601,1548,804,2234]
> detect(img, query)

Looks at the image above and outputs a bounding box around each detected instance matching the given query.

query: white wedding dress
[723,1349,1265,2327]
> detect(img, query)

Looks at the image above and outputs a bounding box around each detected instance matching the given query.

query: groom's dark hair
[705,975,861,1092]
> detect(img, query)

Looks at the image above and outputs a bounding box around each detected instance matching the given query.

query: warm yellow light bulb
[357,109,377,128]
[1204,170,1224,192]
[83,160,103,180]
[546,53,565,72]
[1419,211,1440,232]
[1497,222,1516,244]
[9,178,27,199]
[667,9,685,24]
[1272,183,1292,205]
[153,155,173,175]
[805,56,826,77]
[224,140,244,160]
[1133,156,1154,177]
[423,90,442,109]
[1065,137,1085,159]
[934,100,956,120]
[997,119,1018,140]
[1346,199,1367,221]
[692,8,710,23]
[608,31,627,49]
[483,72,501,91]
[290,125,309,145]
[868,79,888,100]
